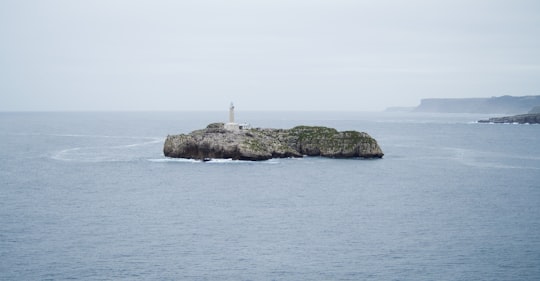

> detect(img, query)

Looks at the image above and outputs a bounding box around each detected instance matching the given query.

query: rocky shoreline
[164,123,384,161]
[478,113,540,124]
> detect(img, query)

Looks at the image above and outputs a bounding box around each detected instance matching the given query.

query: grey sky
[1,0,539,111]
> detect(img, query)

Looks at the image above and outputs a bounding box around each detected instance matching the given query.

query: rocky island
[163,123,384,161]
[164,104,383,161]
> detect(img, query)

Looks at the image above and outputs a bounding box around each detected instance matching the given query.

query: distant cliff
[414,95,540,114]
[164,123,384,161]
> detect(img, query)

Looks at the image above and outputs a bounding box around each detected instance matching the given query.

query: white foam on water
[51,147,138,162]
[444,147,540,170]
[121,138,163,148]
[147,158,200,163]
[205,158,280,164]
[51,147,83,161]
[147,158,282,164]
[51,136,163,163]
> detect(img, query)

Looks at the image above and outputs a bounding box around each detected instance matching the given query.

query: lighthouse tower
[225,102,239,131]
[224,102,250,131]
[229,102,235,123]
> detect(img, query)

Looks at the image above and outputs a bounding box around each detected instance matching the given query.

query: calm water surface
[1,111,539,280]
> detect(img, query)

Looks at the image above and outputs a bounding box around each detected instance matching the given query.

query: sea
[1,111,539,280]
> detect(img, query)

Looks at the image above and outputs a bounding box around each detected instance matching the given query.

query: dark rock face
[164,123,384,161]
[478,113,540,124]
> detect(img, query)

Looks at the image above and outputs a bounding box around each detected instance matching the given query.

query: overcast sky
[1,0,539,111]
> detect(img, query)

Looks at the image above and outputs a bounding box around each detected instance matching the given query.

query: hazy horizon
[1,1,539,111]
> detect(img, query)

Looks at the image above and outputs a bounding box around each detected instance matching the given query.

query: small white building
[224,102,251,131]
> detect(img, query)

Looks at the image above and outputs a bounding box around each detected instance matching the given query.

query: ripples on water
[0,112,539,280]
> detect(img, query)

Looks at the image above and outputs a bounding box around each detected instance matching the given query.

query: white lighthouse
[229,102,235,123]
[224,102,250,131]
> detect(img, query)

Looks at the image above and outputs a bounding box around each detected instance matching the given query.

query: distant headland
[163,103,383,161]
[413,95,540,114]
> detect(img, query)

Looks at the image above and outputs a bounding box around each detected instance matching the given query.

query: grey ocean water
[1,111,539,280]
